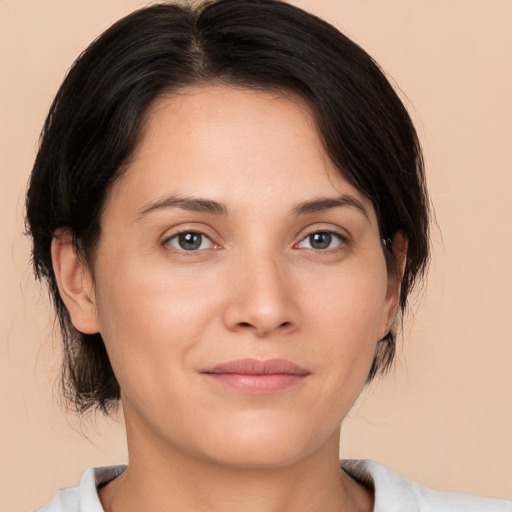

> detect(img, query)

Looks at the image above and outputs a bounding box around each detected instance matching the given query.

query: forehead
[135,85,322,165]
[106,85,375,220]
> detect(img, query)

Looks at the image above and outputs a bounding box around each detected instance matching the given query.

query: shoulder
[34,465,126,512]
[341,459,512,512]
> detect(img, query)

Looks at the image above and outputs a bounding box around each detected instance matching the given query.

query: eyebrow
[137,195,228,219]
[293,194,370,220]
[137,193,369,220]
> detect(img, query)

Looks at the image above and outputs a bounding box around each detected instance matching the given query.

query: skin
[52,85,405,512]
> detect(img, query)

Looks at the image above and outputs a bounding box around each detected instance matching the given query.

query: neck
[99,415,372,512]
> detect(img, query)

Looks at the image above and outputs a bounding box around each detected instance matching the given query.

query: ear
[51,228,100,334]
[383,232,408,332]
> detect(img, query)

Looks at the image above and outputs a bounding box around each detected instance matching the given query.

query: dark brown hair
[26,0,429,414]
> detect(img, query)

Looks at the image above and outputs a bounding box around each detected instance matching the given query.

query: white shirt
[35,459,512,511]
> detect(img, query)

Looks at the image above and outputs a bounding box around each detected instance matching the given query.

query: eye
[297,231,345,251]
[166,231,214,251]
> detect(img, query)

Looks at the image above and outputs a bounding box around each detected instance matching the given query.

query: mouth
[201,358,310,394]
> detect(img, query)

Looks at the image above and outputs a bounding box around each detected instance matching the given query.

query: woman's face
[77,86,399,467]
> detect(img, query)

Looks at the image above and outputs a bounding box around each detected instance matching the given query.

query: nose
[223,253,300,337]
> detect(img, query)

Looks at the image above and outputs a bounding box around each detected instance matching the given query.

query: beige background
[1,1,511,510]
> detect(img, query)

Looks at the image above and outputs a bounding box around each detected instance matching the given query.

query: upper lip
[204,358,310,376]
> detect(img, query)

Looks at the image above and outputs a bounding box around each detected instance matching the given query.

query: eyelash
[163,228,347,254]
[294,230,347,252]
[164,230,218,253]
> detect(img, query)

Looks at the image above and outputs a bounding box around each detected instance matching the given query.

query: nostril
[237,321,291,330]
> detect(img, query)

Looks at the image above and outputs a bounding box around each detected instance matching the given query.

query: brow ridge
[293,194,369,219]
[138,195,228,218]
[138,193,368,220]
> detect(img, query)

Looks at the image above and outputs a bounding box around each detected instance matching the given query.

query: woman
[25,1,511,511]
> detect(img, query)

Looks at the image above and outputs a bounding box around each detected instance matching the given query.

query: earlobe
[51,228,100,334]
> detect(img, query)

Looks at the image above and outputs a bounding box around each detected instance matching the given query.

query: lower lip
[204,373,307,393]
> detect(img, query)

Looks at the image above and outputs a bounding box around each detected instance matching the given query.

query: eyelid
[296,231,345,250]
[293,223,350,243]
[166,231,213,250]
[161,225,223,252]
[293,226,349,252]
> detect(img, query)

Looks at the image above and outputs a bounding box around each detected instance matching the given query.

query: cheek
[304,261,389,334]
[92,260,221,379]
[302,261,389,387]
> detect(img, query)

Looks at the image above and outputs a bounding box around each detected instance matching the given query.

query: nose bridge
[224,245,299,336]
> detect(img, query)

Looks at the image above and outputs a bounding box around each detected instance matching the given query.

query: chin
[198,418,332,470]
[209,443,308,470]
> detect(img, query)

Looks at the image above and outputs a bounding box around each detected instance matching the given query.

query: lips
[202,358,310,394]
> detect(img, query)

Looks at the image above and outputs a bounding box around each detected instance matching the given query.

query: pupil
[179,232,202,250]
[310,232,331,249]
